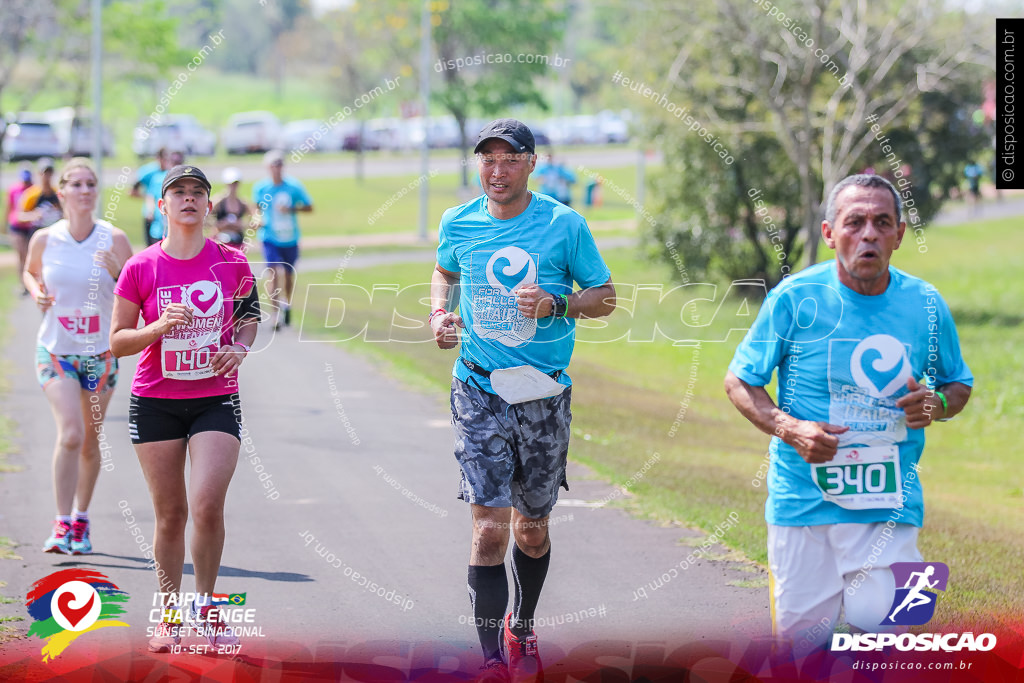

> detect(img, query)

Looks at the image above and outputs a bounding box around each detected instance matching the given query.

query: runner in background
[131,148,169,246]
[110,165,260,652]
[133,149,184,246]
[6,165,35,292]
[22,157,133,555]
[210,167,249,249]
[19,158,63,234]
[534,154,576,207]
[252,150,312,329]
[963,160,984,217]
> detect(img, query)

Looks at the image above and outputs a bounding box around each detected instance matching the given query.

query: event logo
[885,562,949,626]
[486,247,537,296]
[26,569,129,661]
[850,334,913,398]
[184,280,223,316]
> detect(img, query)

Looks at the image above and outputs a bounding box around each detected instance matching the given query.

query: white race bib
[161,334,219,380]
[813,445,902,510]
[56,306,101,343]
[489,366,566,405]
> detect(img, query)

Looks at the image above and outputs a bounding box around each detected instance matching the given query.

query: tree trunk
[800,150,820,266]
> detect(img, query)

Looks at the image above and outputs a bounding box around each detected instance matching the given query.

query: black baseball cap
[474,118,535,155]
[161,164,212,196]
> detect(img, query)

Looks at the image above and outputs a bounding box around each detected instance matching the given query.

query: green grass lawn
[290,215,1024,631]
[98,164,641,248]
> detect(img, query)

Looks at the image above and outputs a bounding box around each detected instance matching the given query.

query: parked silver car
[1,116,62,162]
[222,111,282,155]
[133,114,217,157]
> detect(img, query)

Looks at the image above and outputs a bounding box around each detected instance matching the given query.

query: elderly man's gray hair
[824,174,902,226]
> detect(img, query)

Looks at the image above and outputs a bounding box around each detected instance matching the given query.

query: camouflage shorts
[450,377,572,519]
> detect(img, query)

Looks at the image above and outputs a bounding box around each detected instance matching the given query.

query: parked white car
[596,110,630,143]
[44,108,114,157]
[365,117,412,152]
[2,115,62,162]
[280,119,333,152]
[133,114,216,157]
[222,111,282,155]
[407,116,463,149]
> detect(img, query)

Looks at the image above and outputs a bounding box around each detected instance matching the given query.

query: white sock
[73,509,88,521]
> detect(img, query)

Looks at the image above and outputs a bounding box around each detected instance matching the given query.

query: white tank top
[37,219,118,355]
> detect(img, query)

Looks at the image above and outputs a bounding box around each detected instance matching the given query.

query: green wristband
[935,390,948,418]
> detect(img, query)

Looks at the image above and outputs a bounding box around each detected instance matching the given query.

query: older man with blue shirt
[725,174,972,654]
[429,119,615,682]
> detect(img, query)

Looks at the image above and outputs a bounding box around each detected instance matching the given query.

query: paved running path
[0,267,769,678]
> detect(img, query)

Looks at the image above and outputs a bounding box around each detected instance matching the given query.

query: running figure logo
[884,562,950,626]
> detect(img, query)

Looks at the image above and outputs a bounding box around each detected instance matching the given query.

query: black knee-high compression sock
[468,564,509,661]
[510,544,550,637]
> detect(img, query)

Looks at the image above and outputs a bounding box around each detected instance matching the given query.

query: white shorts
[767,522,922,652]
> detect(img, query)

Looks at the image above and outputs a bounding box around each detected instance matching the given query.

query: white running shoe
[185,600,239,647]
[147,621,182,653]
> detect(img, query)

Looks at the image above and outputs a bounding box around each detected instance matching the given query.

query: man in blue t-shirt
[430,119,615,679]
[132,149,183,246]
[130,147,165,245]
[252,150,313,329]
[725,174,972,653]
[534,154,576,206]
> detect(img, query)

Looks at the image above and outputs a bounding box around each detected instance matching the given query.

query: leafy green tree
[431,0,566,185]
[635,0,989,287]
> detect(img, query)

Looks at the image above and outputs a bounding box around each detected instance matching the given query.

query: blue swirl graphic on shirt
[493,258,532,294]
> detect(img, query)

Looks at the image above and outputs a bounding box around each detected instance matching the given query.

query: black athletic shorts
[128,393,242,444]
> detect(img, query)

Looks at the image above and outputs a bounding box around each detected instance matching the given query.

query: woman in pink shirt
[7,167,35,286]
[110,165,259,653]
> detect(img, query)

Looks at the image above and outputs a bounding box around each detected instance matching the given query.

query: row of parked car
[1,108,115,162]
[2,108,633,162]
[134,110,633,157]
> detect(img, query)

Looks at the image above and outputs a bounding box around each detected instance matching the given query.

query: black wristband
[551,293,569,319]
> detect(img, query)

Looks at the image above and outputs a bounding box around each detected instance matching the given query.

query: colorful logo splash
[26,569,129,661]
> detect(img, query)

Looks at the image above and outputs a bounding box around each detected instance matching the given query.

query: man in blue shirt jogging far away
[724,174,972,654]
[253,149,313,330]
[429,119,615,683]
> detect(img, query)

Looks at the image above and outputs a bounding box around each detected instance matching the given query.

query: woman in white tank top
[22,158,133,555]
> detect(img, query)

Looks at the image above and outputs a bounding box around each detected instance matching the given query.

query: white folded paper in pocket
[489,365,566,404]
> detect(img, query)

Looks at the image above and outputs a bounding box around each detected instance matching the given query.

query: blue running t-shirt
[252,177,312,247]
[729,262,972,527]
[437,192,611,394]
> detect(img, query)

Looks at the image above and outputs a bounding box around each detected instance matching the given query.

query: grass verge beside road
[291,215,1024,631]
[0,269,25,643]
